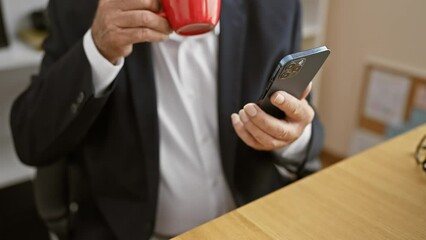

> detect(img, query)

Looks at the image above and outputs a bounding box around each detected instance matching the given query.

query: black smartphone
[258,46,330,118]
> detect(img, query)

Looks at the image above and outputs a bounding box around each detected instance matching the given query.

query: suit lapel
[218,0,247,191]
[125,43,159,206]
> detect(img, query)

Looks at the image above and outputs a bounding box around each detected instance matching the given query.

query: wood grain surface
[173,124,426,240]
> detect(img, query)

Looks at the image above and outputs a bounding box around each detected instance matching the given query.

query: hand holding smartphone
[258,46,330,118]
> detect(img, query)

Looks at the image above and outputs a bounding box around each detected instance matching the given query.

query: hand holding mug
[91,0,172,64]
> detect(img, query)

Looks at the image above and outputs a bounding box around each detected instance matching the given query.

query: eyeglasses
[415,135,426,172]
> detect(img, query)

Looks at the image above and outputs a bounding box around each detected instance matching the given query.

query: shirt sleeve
[274,123,312,180]
[83,29,124,97]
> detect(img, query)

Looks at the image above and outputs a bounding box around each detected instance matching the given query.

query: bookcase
[0,0,47,189]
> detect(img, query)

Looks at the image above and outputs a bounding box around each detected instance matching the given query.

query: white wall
[0,0,47,188]
[319,0,426,156]
[0,67,36,188]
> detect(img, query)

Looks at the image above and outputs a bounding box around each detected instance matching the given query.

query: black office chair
[33,157,85,240]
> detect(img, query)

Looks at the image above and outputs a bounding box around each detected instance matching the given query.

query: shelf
[0,0,47,71]
[0,0,320,71]
[0,26,319,71]
[0,40,43,71]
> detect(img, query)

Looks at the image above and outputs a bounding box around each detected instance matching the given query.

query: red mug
[160,0,221,36]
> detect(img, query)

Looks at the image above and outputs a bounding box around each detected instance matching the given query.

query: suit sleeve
[10,0,115,166]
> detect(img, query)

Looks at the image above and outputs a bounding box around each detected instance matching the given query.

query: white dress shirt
[83,28,312,237]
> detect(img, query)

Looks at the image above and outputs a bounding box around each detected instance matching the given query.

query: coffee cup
[160,0,221,36]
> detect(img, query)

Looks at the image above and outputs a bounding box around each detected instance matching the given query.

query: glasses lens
[416,135,426,164]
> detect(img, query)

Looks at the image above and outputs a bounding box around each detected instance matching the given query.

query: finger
[300,82,312,100]
[119,0,161,12]
[239,109,288,149]
[118,27,169,45]
[231,114,264,150]
[270,91,314,122]
[242,103,298,142]
[115,10,172,33]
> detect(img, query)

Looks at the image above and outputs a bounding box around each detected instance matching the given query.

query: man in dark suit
[10,0,324,239]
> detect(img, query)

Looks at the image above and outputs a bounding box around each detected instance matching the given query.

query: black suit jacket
[10,0,324,239]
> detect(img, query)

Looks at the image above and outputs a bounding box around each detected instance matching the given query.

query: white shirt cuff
[274,123,312,179]
[83,29,124,97]
[275,123,312,159]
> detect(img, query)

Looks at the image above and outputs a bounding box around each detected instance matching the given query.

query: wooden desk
[173,124,426,240]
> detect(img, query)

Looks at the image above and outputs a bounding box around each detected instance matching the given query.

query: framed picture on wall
[0,0,9,48]
[350,60,426,155]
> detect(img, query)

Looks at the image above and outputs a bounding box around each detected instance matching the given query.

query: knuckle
[143,0,159,10]
[251,131,263,142]
[139,12,151,25]
[137,28,148,40]
[277,128,289,140]
[250,132,267,145]
[289,103,299,116]
[253,114,267,127]
[270,140,282,149]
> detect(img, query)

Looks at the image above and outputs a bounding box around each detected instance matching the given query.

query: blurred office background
[317,0,426,166]
[0,0,49,239]
[0,0,425,239]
